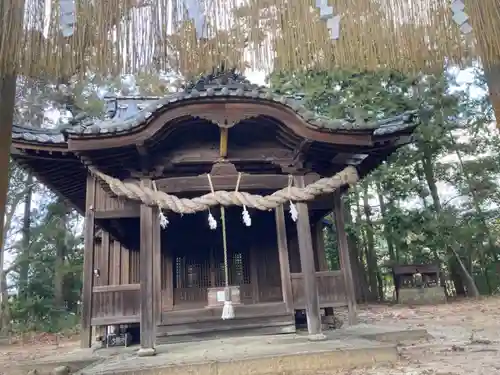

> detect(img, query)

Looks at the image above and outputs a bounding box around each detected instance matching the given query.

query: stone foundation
[398,286,446,305]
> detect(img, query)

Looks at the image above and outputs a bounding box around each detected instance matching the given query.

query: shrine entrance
[156,206,293,341]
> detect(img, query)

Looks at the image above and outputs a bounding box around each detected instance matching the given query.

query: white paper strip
[184,0,207,39]
[319,6,334,21]
[327,15,341,40]
[451,0,465,13]
[452,11,469,26]
[460,22,473,34]
[59,0,76,37]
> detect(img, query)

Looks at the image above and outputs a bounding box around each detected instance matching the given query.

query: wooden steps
[157,302,295,344]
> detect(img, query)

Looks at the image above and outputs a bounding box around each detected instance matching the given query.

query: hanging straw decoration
[287,176,298,222]
[5,0,500,79]
[220,205,235,320]
[152,181,169,229]
[235,173,251,227]
[207,174,218,230]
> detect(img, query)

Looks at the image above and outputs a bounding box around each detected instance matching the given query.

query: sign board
[216,290,225,302]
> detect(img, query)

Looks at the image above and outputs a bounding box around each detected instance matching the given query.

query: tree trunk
[414,161,429,208]
[19,173,33,300]
[375,181,396,262]
[353,187,372,301]
[0,170,28,333]
[0,0,25,332]
[53,202,69,311]
[343,197,370,303]
[421,147,480,297]
[362,182,380,301]
[450,134,498,292]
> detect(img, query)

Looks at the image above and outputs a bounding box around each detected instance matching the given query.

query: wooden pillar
[139,181,157,356]
[333,191,357,325]
[294,176,324,340]
[81,175,96,348]
[153,207,162,325]
[275,205,293,312]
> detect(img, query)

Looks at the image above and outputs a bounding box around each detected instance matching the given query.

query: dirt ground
[1,297,500,374]
[347,297,500,375]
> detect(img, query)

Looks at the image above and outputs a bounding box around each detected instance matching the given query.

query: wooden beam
[160,145,294,166]
[294,176,324,340]
[94,207,140,219]
[155,169,320,194]
[92,284,140,293]
[91,315,140,326]
[275,205,293,313]
[333,191,357,325]
[139,179,156,356]
[80,175,96,348]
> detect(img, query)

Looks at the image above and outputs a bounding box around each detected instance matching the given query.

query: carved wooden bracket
[195,113,257,128]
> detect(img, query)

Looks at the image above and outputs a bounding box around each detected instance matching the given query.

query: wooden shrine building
[10,71,419,353]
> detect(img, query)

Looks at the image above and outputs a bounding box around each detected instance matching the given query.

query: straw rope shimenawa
[89,166,359,214]
[2,1,499,78]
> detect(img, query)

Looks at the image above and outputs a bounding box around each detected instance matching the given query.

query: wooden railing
[291,271,347,309]
[91,284,140,325]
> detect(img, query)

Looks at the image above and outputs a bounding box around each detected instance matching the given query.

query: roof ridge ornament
[183,64,260,93]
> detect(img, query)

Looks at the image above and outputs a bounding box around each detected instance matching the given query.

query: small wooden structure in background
[10,69,418,353]
[392,264,446,305]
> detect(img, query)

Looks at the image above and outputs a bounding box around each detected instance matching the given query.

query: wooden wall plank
[101,231,110,285]
[249,245,259,303]
[113,240,121,285]
[121,245,130,284]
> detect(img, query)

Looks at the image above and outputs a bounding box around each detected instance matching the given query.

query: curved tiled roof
[11,70,419,145]
[12,124,67,144]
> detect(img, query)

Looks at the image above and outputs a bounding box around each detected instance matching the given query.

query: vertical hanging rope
[206,173,234,319]
[220,205,235,320]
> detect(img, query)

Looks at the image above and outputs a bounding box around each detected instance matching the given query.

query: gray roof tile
[12,71,419,144]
